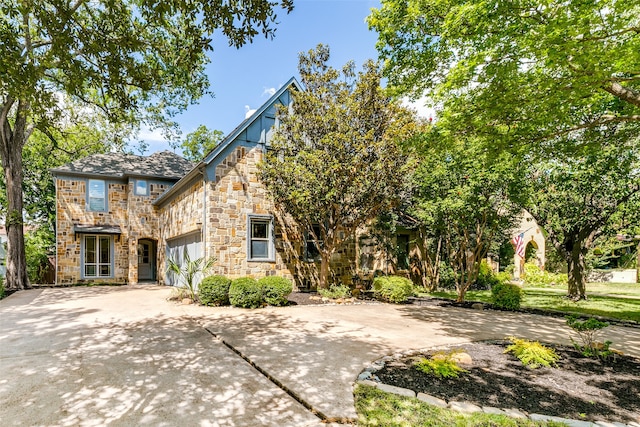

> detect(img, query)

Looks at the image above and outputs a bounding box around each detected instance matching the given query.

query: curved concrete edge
[355,348,639,427]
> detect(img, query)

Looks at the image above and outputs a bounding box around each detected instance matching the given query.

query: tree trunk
[0,100,30,291]
[319,250,331,289]
[566,244,587,300]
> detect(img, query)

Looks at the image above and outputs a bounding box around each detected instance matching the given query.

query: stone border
[355,348,640,427]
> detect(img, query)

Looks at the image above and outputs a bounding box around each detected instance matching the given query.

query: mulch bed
[374,341,640,424]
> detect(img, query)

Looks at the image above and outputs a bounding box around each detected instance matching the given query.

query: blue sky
[142,0,385,153]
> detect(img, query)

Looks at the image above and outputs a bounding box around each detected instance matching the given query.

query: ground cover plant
[414,351,466,378]
[372,341,640,424]
[318,284,352,299]
[355,384,566,427]
[504,337,559,369]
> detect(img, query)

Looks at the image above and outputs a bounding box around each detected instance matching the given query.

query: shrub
[522,263,568,287]
[473,260,500,290]
[0,276,4,300]
[414,351,467,378]
[229,277,263,308]
[258,276,293,306]
[318,284,351,299]
[491,282,522,310]
[373,276,414,303]
[504,337,559,369]
[198,275,231,306]
[438,262,457,289]
[566,315,614,360]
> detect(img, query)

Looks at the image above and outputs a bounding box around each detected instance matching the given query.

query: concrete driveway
[2,286,639,426]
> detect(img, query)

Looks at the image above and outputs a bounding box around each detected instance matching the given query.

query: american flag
[512,232,525,258]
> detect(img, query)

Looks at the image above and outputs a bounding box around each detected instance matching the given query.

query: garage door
[165,232,203,286]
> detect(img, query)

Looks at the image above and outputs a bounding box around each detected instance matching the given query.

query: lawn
[424,282,640,323]
[355,385,566,427]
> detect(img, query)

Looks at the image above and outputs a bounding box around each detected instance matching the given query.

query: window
[134,179,148,196]
[304,224,323,261]
[248,215,274,261]
[83,235,112,278]
[87,179,106,211]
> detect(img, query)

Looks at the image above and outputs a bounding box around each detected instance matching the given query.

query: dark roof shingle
[51,150,194,180]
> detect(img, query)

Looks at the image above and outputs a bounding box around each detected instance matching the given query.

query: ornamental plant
[258,276,293,306]
[491,282,523,310]
[414,351,467,379]
[566,315,614,360]
[229,277,263,309]
[198,275,231,306]
[504,337,559,369]
[372,276,414,303]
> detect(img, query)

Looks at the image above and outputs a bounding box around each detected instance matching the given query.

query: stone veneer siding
[56,177,171,284]
[204,144,356,289]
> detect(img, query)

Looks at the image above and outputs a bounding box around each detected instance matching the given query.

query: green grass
[355,385,567,426]
[423,282,640,323]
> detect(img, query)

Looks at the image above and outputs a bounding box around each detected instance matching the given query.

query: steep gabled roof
[51,150,194,180]
[154,77,302,206]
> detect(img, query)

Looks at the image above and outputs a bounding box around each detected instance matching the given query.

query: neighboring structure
[53,78,359,289]
[511,211,546,279]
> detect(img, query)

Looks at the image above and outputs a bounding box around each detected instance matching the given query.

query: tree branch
[602,81,640,107]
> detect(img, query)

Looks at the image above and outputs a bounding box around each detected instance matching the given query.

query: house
[53,78,365,289]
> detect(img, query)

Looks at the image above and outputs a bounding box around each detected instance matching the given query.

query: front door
[138,239,156,281]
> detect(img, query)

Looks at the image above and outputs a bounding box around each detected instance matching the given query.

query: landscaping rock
[181,298,193,305]
[448,401,482,414]
[530,414,595,426]
[595,421,628,427]
[472,303,484,310]
[482,406,506,415]
[417,393,447,408]
[451,352,473,365]
[356,380,379,388]
[377,383,416,398]
[502,408,528,419]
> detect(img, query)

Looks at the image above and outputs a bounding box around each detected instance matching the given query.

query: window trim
[247,214,275,262]
[81,234,114,279]
[87,179,108,212]
[134,179,149,196]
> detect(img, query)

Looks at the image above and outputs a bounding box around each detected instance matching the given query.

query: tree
[259,45,422,289]
[523,128,640,300]
[367,0,640,144]
[409,132,523,302]
[181,125,224,161]
[0,0,292,291]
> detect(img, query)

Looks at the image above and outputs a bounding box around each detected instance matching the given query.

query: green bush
[258,276,293,306]
[318,284,352,299]
[504,337,559,369]
[566,315,614,360]
[414,351,467,378]
[229,277,263,308]
[491,282,523,310]
[0,276,5,300]
[198,275,231,306]
[438,262,457,289]
[373,276,414,303]
[474,260,500,290]
[522,263,568,287]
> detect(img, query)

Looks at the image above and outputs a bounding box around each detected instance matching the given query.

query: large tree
[367,0,640,144]
[409,132,523,302]
[259,45,422,289]
[180,125,224,161]
[524,127,640,300]
[0,0,292,291]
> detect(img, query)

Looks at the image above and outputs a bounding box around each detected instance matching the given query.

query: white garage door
[165,232,203,287]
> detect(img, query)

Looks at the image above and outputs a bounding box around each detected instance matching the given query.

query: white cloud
[262,87,277,97]
[402,96,437,121]
[138,126,167,142]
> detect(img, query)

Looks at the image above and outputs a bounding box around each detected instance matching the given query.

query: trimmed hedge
[491,282,523,310]
[373,276,414,303]
[258,276,293,306]
[229,277,263,308]
[198,275,231,306]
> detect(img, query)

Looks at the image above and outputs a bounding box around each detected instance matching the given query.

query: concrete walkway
[2,286,639,426]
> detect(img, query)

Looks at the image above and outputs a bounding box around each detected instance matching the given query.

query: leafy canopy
[368,0,640,144]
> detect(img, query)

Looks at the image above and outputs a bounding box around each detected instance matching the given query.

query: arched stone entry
[512,212,545,279]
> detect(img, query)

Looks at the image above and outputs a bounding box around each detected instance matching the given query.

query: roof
[73,224,122,235]
[51,151,194,180]
[154,76,302,206]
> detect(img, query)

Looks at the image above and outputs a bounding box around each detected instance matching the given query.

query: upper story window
[248,215,275,262]
[304,224,323,262]
[134,179,148,196]
[87,179,107,211]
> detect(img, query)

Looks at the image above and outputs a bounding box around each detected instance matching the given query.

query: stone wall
[56,178,129,284]
[56,177,171,284]
[157,180,204,282]
[205,144,357,289]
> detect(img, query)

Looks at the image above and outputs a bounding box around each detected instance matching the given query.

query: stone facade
[55,176,171,284]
